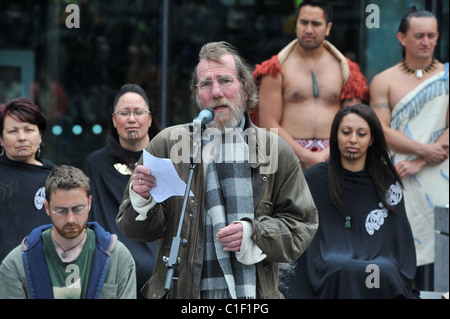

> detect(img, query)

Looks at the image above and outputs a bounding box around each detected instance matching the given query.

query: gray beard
[198,93,246,133]
[206,107,244,132]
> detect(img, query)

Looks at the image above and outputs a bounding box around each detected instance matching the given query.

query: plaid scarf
[200,119,256,299]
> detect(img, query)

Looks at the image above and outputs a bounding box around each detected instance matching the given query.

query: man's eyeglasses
[113,110,151,118]
[50,204,89,217]
[196,76,238,91]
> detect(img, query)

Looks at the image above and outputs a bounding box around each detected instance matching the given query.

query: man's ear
[396,32,406,47]
[325,22,332,37]
[88,195,92,211]
[44,200,51,217]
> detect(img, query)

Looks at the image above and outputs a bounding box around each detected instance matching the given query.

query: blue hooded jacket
[22,222,115,299]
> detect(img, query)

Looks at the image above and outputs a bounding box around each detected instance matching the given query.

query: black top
[0,154,55,261]
[83,146,157,298]
[282,162,417,299]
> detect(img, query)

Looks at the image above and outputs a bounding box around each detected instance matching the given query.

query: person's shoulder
[110,239,135,263]
[1,244,23,265]
[85,146,109,160]
[113,240,131,253]
[40,158,56,168]
[83,146,110,172]
[371,64,399,84]
[370,65,401,100]
[304,161,328,180]
[435,61,448,75]
[153,123,190,140]
[305,161,328,173]
[254,54,282,80]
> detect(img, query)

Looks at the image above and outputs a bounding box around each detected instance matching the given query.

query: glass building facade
[0,0,448,168]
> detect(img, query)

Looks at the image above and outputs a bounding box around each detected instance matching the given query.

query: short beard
[197,92,246,133]
[54,222,87,240]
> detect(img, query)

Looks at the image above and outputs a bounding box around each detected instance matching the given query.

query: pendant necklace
[51,228,87,259]
[399,58,437,79]
[344,173,364,230]
[299,49,323,98]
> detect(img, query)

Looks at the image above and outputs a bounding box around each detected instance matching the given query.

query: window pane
[1,0,444,169]
[0,1,160,167]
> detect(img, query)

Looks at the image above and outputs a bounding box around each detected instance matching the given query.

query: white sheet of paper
[142,150,194,203]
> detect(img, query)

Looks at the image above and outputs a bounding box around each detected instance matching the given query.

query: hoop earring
[0,147,4,156]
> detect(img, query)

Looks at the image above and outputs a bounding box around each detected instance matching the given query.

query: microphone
[190,107,215,163]
[193,107,215,127]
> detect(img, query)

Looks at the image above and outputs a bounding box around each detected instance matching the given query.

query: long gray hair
[190,41,258,113]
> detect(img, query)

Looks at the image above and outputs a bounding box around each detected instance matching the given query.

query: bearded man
[116,41,318,299]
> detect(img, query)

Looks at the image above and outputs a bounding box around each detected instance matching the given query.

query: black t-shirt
[281,162,417,299]
[0,154,54,261]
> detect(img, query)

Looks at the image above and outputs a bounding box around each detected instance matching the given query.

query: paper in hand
[142,149,194,203]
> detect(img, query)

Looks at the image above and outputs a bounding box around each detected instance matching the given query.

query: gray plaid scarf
[200,118,256,299]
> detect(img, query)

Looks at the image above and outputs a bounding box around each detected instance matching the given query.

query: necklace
[298,49,323,98]
[344,173,364,230]
[399,58,437,79]
[51,228,87,259]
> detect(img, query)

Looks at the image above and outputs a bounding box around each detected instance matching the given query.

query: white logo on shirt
[34,187,46,210]
[365,182,403,235]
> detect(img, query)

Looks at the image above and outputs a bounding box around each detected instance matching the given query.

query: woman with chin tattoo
[281,104,418,299]
[83,84,160,298]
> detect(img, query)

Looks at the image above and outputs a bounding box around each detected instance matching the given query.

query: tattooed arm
[370,73,448,165]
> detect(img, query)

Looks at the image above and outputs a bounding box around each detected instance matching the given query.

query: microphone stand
[163,119,204,298]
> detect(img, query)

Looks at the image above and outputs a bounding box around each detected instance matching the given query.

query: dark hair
[398,6,436,34]
[328,104,402,212]
[398,6,437,57]
[0,97,47,137]
[190,41,258,113]
[45,165,91,202]
[295,0,333,24]
[107,84,160,169]
[112,83,160,138]
[0,97,47,159]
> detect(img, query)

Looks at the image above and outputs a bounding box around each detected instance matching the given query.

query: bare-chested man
[370,7,449,267]
[253,0,369,170]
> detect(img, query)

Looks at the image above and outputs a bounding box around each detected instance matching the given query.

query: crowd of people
[0,1,448,299]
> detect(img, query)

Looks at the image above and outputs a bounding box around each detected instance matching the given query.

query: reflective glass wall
[360,0,449,82]
[1,0,160,166]
[0,0,447,168]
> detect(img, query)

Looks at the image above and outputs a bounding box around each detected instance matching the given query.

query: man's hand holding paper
[131,150,194,203]
[131,165,156,200]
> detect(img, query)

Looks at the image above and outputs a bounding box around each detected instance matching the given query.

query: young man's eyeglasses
[196,76,238,91]
[113,110,151,118]
[50,204,89,217]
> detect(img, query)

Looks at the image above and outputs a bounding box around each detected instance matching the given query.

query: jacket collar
[22,222,115,299]
[188,111,270,171]
[22,222,114,253]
